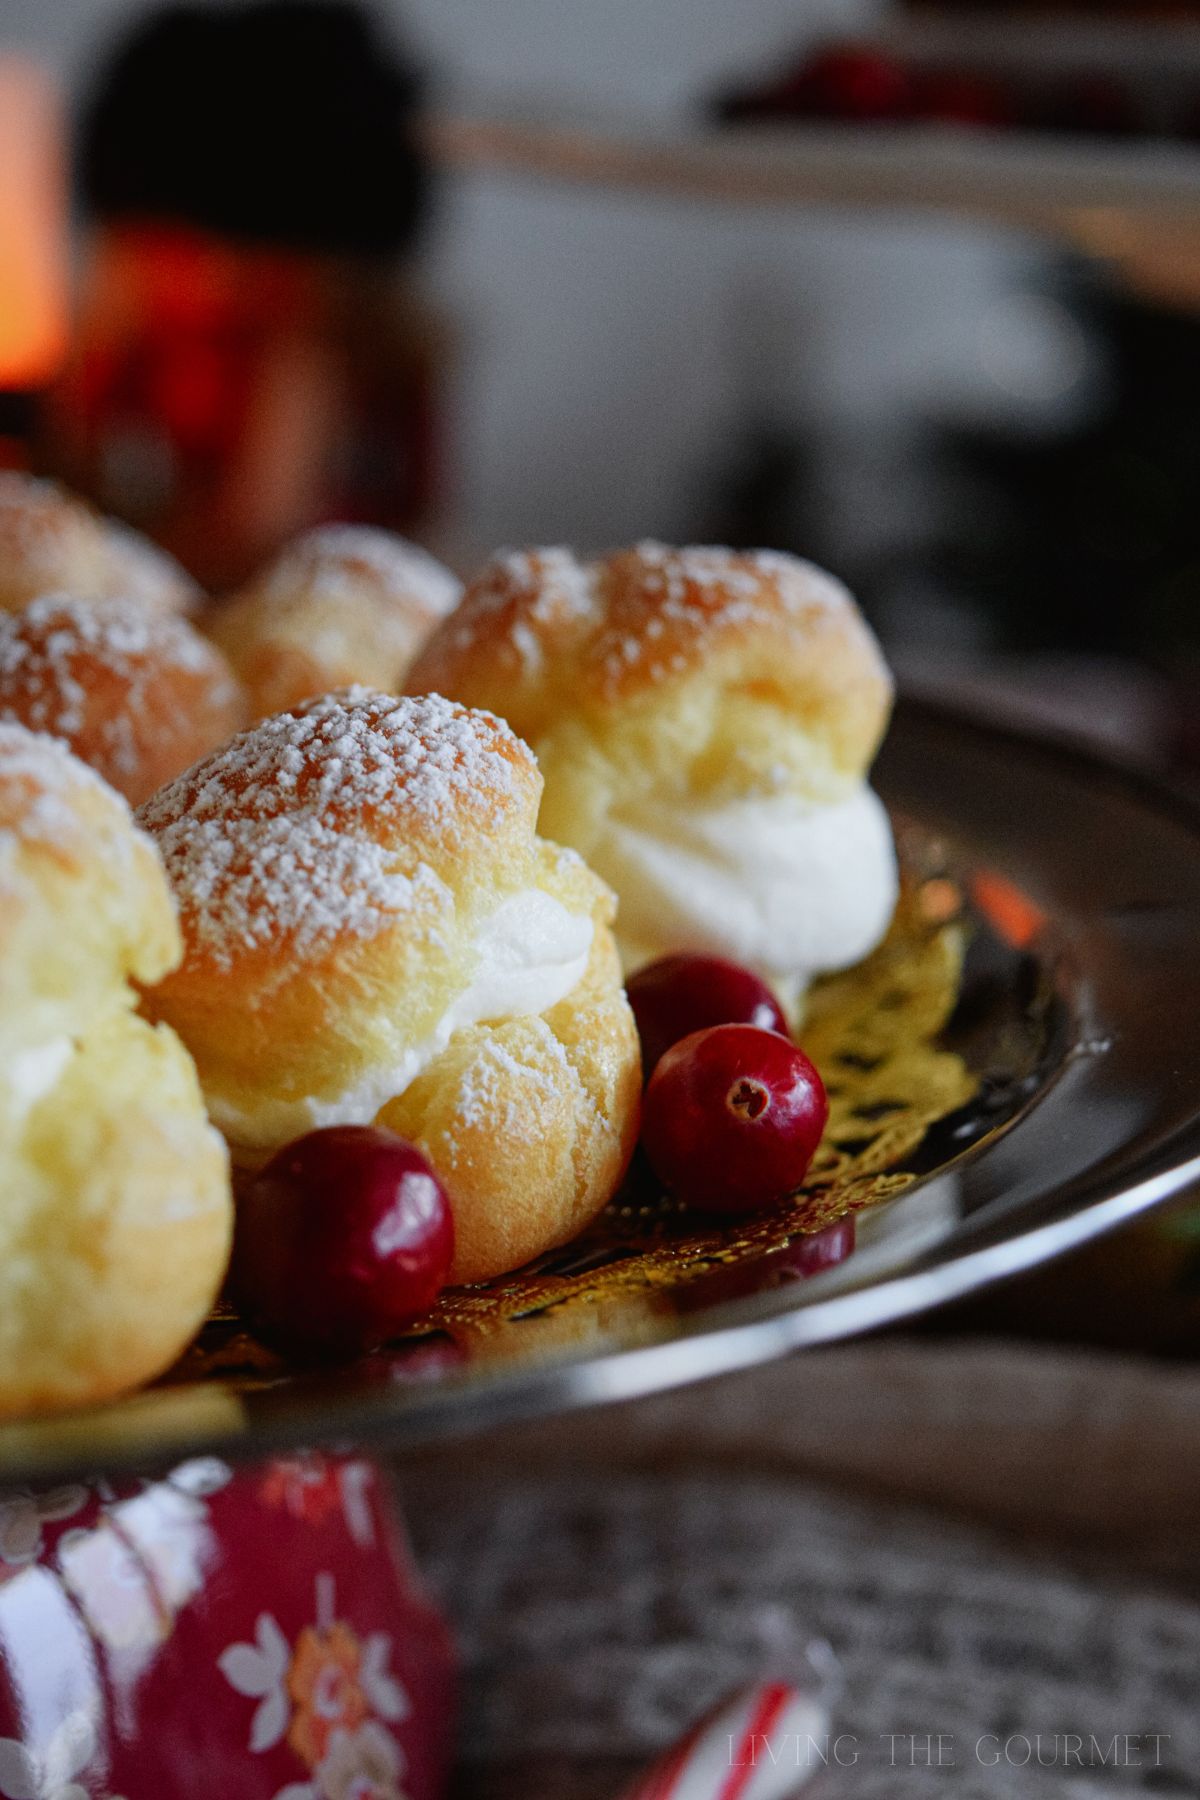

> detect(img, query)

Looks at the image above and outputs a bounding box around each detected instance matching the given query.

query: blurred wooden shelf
[427,111,1200,306]
[427,112,1200,233]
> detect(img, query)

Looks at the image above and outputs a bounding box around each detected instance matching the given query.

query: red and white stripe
[617,1681,831,1800]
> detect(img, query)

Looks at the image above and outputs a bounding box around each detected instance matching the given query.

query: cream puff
[101,516,204,614]
[138,688,641,1284]
[407,543,899,1015]
[0,724,232,1419]
[206,524,462,720]
[0,471,200,616]
[0,593,245,806]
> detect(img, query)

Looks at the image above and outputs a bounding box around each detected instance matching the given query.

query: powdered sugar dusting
[0,594,236,777]
[611,540,851,619]
[101,520,201,611]
[595,542,853,687]
[455,1020,569,1134]
[0,472,59,510]
[261,524,462,621]
[139,689,524,970]
[748,547,856,614]
[439,547,598,668]
[0,721,136,878]
[166,810,427,967]
[453,1017,610,1143]
[423,543,855,693]
[492,548,595,623]
[0,475,199,613]
[0,473,100,592]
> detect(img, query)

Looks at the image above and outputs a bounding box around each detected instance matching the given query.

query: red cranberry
[627,953,789,1078]
[675,1216,855,1309]
[232,1126,454,1361]
[782,1216,855,1278]
[642,1024,828,1214]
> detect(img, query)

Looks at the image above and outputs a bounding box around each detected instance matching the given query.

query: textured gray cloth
[397,1340,1200,1800]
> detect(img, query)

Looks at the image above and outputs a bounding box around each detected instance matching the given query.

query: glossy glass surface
[3,698,1199,1488]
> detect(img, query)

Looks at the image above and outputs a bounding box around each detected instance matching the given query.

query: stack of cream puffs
[0,484,902,1416]
[0,477,480,1413]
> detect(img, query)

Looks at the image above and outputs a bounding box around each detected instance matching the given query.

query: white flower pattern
[0,1490,88,1569]
[218,1612,292,1752]
[219,1580,412,1799]
[336,1465,375,1550]
[0,1712,95,1800]
[315,1721,405,1800]
[359,1638,408,1724]
[166,1458,232,1501]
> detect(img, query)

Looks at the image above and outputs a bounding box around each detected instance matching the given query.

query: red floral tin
[0,1455,455,1798]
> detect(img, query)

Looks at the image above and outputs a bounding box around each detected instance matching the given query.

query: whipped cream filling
[213,886,594,1149]
[4,1036,73,1120]
[592,785,898,1011]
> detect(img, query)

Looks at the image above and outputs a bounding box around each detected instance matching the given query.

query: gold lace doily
[179,866,975,1382]
[420,870,975,1349]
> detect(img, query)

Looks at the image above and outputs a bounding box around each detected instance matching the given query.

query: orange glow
[0,59,68,389]
[970,869,1048,950]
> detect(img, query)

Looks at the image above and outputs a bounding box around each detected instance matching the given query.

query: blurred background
[5,0,1200,770]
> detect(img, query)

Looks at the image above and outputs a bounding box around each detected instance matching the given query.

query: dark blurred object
[931,289,1200,668]
[926,1188,1200,1357]
[904,2,1200,13]
[1031,73,1141,136]
[717,44,916,125]
[911,66,1016,127]
[49,2,442,591]
[703,278,1200,772]
[712,35,1156,137]
[79,0,429,258]
[712,39,1029,132]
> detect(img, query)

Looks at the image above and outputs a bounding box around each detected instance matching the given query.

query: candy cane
[616,1680,833,1800]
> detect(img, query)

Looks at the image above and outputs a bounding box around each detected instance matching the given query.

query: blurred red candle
[0,59,68,394]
